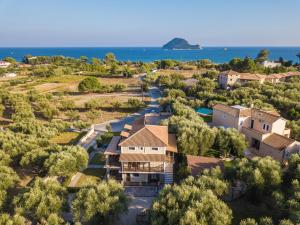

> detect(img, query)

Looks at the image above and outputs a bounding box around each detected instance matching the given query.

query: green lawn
[50,131,87,145]
[73,168,106,187]
[89,153,106,165]
[202,115,212,123]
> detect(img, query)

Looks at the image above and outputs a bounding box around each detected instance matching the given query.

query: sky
[0,0,300,47]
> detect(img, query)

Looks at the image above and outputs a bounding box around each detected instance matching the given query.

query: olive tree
[78,77,101,93]
[0,213,27,225]
[72,180,127,223]
[14,178,66,222]
[235,157,282,201]
[151,182,232,225]
[44,146,88,177]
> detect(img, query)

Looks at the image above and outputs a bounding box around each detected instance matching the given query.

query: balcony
[105,155,121,168]
[122,163,164,173]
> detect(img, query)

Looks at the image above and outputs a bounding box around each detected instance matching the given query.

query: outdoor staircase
[164,163,174,184]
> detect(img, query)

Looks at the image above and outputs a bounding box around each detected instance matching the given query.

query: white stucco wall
[121,146,166,154]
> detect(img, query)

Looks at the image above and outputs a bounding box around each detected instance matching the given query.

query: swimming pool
[195,107,213,116]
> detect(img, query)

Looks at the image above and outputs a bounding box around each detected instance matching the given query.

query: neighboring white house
[261,61,281,68]
[0,61,11,68]
[212,103,300,163]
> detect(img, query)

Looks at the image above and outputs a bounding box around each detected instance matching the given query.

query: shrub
[78,77,101,93]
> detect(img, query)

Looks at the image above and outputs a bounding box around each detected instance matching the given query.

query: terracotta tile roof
[118,115,177,152]
[186,155,224,176]
[213,103,250,118]
[221,70,300,82]
[119,154,166,162]
[239,73,265,81]
[119,125,168,147]
[104,136,121,155]
[262,133,295,151]
[251,108,281,123]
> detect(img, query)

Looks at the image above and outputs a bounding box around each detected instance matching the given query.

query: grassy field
[50,131,87,145]
[2,72,151,124]
[72,168,106,187]
[157,69,207,78]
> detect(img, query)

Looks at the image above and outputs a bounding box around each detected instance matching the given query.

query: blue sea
[0,47,300,63]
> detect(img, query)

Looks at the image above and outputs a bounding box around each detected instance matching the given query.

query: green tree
[78,77,101,93]
[65,110,80,121]
[235,157,282,201]
[104,53,117,64]
[256,49,270,63]
[0,165,19,209]
[151,175,232,225]
[166,89,186,100]
[85,99,101,110]
[14,178,66,222]
[3,57,17,64]
[213,128,248,157]
[72,180,127,223]
[123,65,133,78]
[0,213,27,225]
[60,99,76,110]
[44,146,88,176]
[127,98,145,110]
[86,109,101,122]
[240,218,258,225]
[0,151,11,166]
[0,166,19,191]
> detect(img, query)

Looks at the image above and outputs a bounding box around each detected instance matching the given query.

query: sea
[0,47,300,63]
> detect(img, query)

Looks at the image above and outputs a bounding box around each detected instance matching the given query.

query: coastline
[1,47,300,63]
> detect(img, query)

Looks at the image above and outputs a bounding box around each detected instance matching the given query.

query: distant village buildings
[219,70,300,89]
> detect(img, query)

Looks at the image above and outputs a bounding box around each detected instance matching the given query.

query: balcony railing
[123,164,164,173]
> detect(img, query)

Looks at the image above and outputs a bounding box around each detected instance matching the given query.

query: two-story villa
[213,104,300,163]
[104,114,177,186]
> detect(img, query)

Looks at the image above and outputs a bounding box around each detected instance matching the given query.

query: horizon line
[1,46,300,48]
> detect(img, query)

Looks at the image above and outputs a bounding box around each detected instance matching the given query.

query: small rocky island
[162,38,200,50]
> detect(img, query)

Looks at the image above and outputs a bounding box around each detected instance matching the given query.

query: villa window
[263,124,269,131]
[152,147,159,151]
[250,120,254,129]
[128,147,135,150]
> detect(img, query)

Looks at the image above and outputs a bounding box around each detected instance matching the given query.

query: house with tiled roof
[212,103,300,163]
[104,113,177,186]
[219,70,300,89]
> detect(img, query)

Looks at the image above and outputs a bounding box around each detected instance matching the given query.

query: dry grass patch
[157,69,207,78]
[50,132,85,145]
[71,168,106,188]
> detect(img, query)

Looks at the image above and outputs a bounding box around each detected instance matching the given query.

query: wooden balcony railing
[123,164,164,173]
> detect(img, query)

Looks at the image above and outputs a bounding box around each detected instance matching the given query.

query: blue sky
[0,0,299,47]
